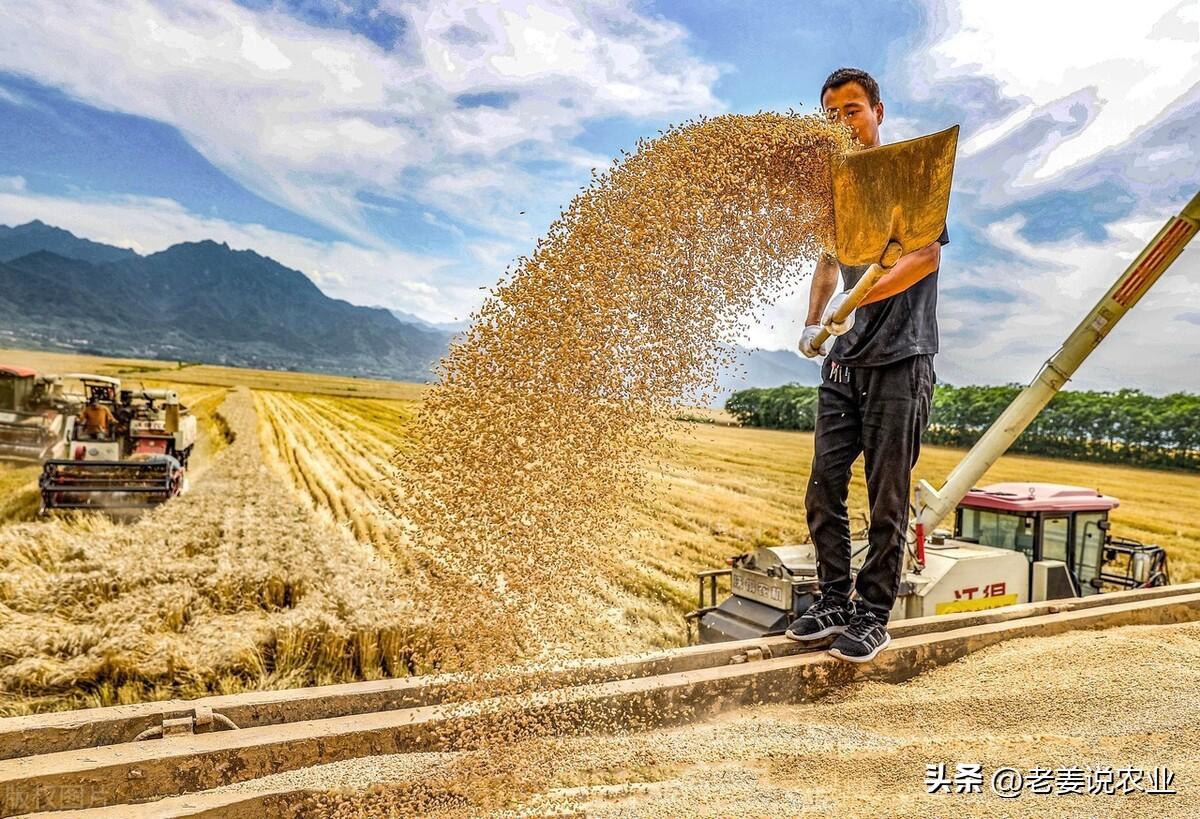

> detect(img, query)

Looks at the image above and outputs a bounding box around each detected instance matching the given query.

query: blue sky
[0,0,1196,391]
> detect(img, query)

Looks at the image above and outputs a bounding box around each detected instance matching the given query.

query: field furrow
[254,391,414,546]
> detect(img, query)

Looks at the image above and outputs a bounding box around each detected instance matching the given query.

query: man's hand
[799,325,831,358]
[820,291,856,336]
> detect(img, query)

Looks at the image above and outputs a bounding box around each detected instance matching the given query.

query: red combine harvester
[956,483,1169,597]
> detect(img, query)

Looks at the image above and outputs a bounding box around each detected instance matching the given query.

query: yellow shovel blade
[832,124,959,266]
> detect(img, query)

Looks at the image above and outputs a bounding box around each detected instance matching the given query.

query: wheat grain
[386,112,852,675]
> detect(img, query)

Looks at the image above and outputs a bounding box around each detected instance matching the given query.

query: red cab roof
[0,365,37,378]
[961,482,1119,513]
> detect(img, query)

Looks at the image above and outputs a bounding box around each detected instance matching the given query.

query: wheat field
[0,347,1197,713]
[255,392,416,545]
[0,387,419,715]
[251,391,1200,643]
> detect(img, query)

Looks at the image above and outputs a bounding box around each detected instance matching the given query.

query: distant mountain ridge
[385,308,470,334]
[0,219,820,397]
[0,222,450,380]
[0,219,139,265]
[712,346,820,403]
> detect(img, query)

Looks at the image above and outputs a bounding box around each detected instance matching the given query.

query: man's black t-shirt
[830,225,950,367]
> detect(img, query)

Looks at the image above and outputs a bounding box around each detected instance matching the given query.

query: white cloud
[406,2,718,115]
[0,176,26,192]
[913,0,1200,186]
[939,212,1200,393]
[0,0,721,246]
[238,23,293,71]
[740,206,1200,395]
[0,86,28,106]
[879,113,925,143]
[862,0,1200,392]
[0,188,479,324]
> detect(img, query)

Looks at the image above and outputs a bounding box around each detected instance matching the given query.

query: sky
[0,0,1196,391]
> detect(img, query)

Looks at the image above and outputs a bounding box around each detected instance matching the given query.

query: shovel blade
[833,124,959,266]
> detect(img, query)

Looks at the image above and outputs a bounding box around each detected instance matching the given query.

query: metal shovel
[811,124,960,351]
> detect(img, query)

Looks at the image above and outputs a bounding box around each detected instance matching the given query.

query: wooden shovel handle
[811,240,904,350]
[811,262,887,350]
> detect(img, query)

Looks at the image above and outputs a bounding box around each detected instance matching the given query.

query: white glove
[798,324,831,359]
[820,291,856,336]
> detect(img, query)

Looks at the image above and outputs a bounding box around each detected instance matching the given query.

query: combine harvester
[692,188,1198,642]
[0,366,79,463]
[38,375,197,513]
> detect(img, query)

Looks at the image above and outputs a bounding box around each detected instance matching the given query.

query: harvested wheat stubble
[0,389,416,714]
[256,392,414,546]
[387,112,854,676]
[254,390,693,657]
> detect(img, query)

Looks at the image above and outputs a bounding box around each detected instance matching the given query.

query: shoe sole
[784,623,847,642]
[828,631,892,663]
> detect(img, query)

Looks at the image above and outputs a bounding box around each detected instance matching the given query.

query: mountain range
[0,220,818,397]
[0,221,448,380]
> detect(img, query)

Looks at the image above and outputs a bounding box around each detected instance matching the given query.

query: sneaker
[828,610,892,663]
[784,594,854,642]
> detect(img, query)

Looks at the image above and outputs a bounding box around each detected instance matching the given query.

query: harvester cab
[0,365,77,462]
[954,483,1168,597]
[688,172,1198,643]
[39,375,198,513]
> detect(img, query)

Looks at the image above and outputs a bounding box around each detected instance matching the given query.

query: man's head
[820,67,883,148]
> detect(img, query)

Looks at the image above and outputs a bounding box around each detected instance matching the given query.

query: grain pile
[0,389,415,713]
[387,112,853,673]
[298,619,1200,817]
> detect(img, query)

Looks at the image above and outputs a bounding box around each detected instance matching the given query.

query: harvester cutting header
[39,375,197,513]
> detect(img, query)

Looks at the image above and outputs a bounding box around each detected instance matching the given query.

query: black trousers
[805,353,935,621]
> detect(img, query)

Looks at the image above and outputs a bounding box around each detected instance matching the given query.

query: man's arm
[859,240,940,306]
[806,254,840,325]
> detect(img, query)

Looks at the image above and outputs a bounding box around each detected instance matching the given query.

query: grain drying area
[0,114,1198,816]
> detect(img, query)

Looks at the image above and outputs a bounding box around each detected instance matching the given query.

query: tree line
[724,383,1200,472]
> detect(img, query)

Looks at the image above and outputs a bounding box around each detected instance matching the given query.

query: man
[77,397,116,439]
[785,67,949,663]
